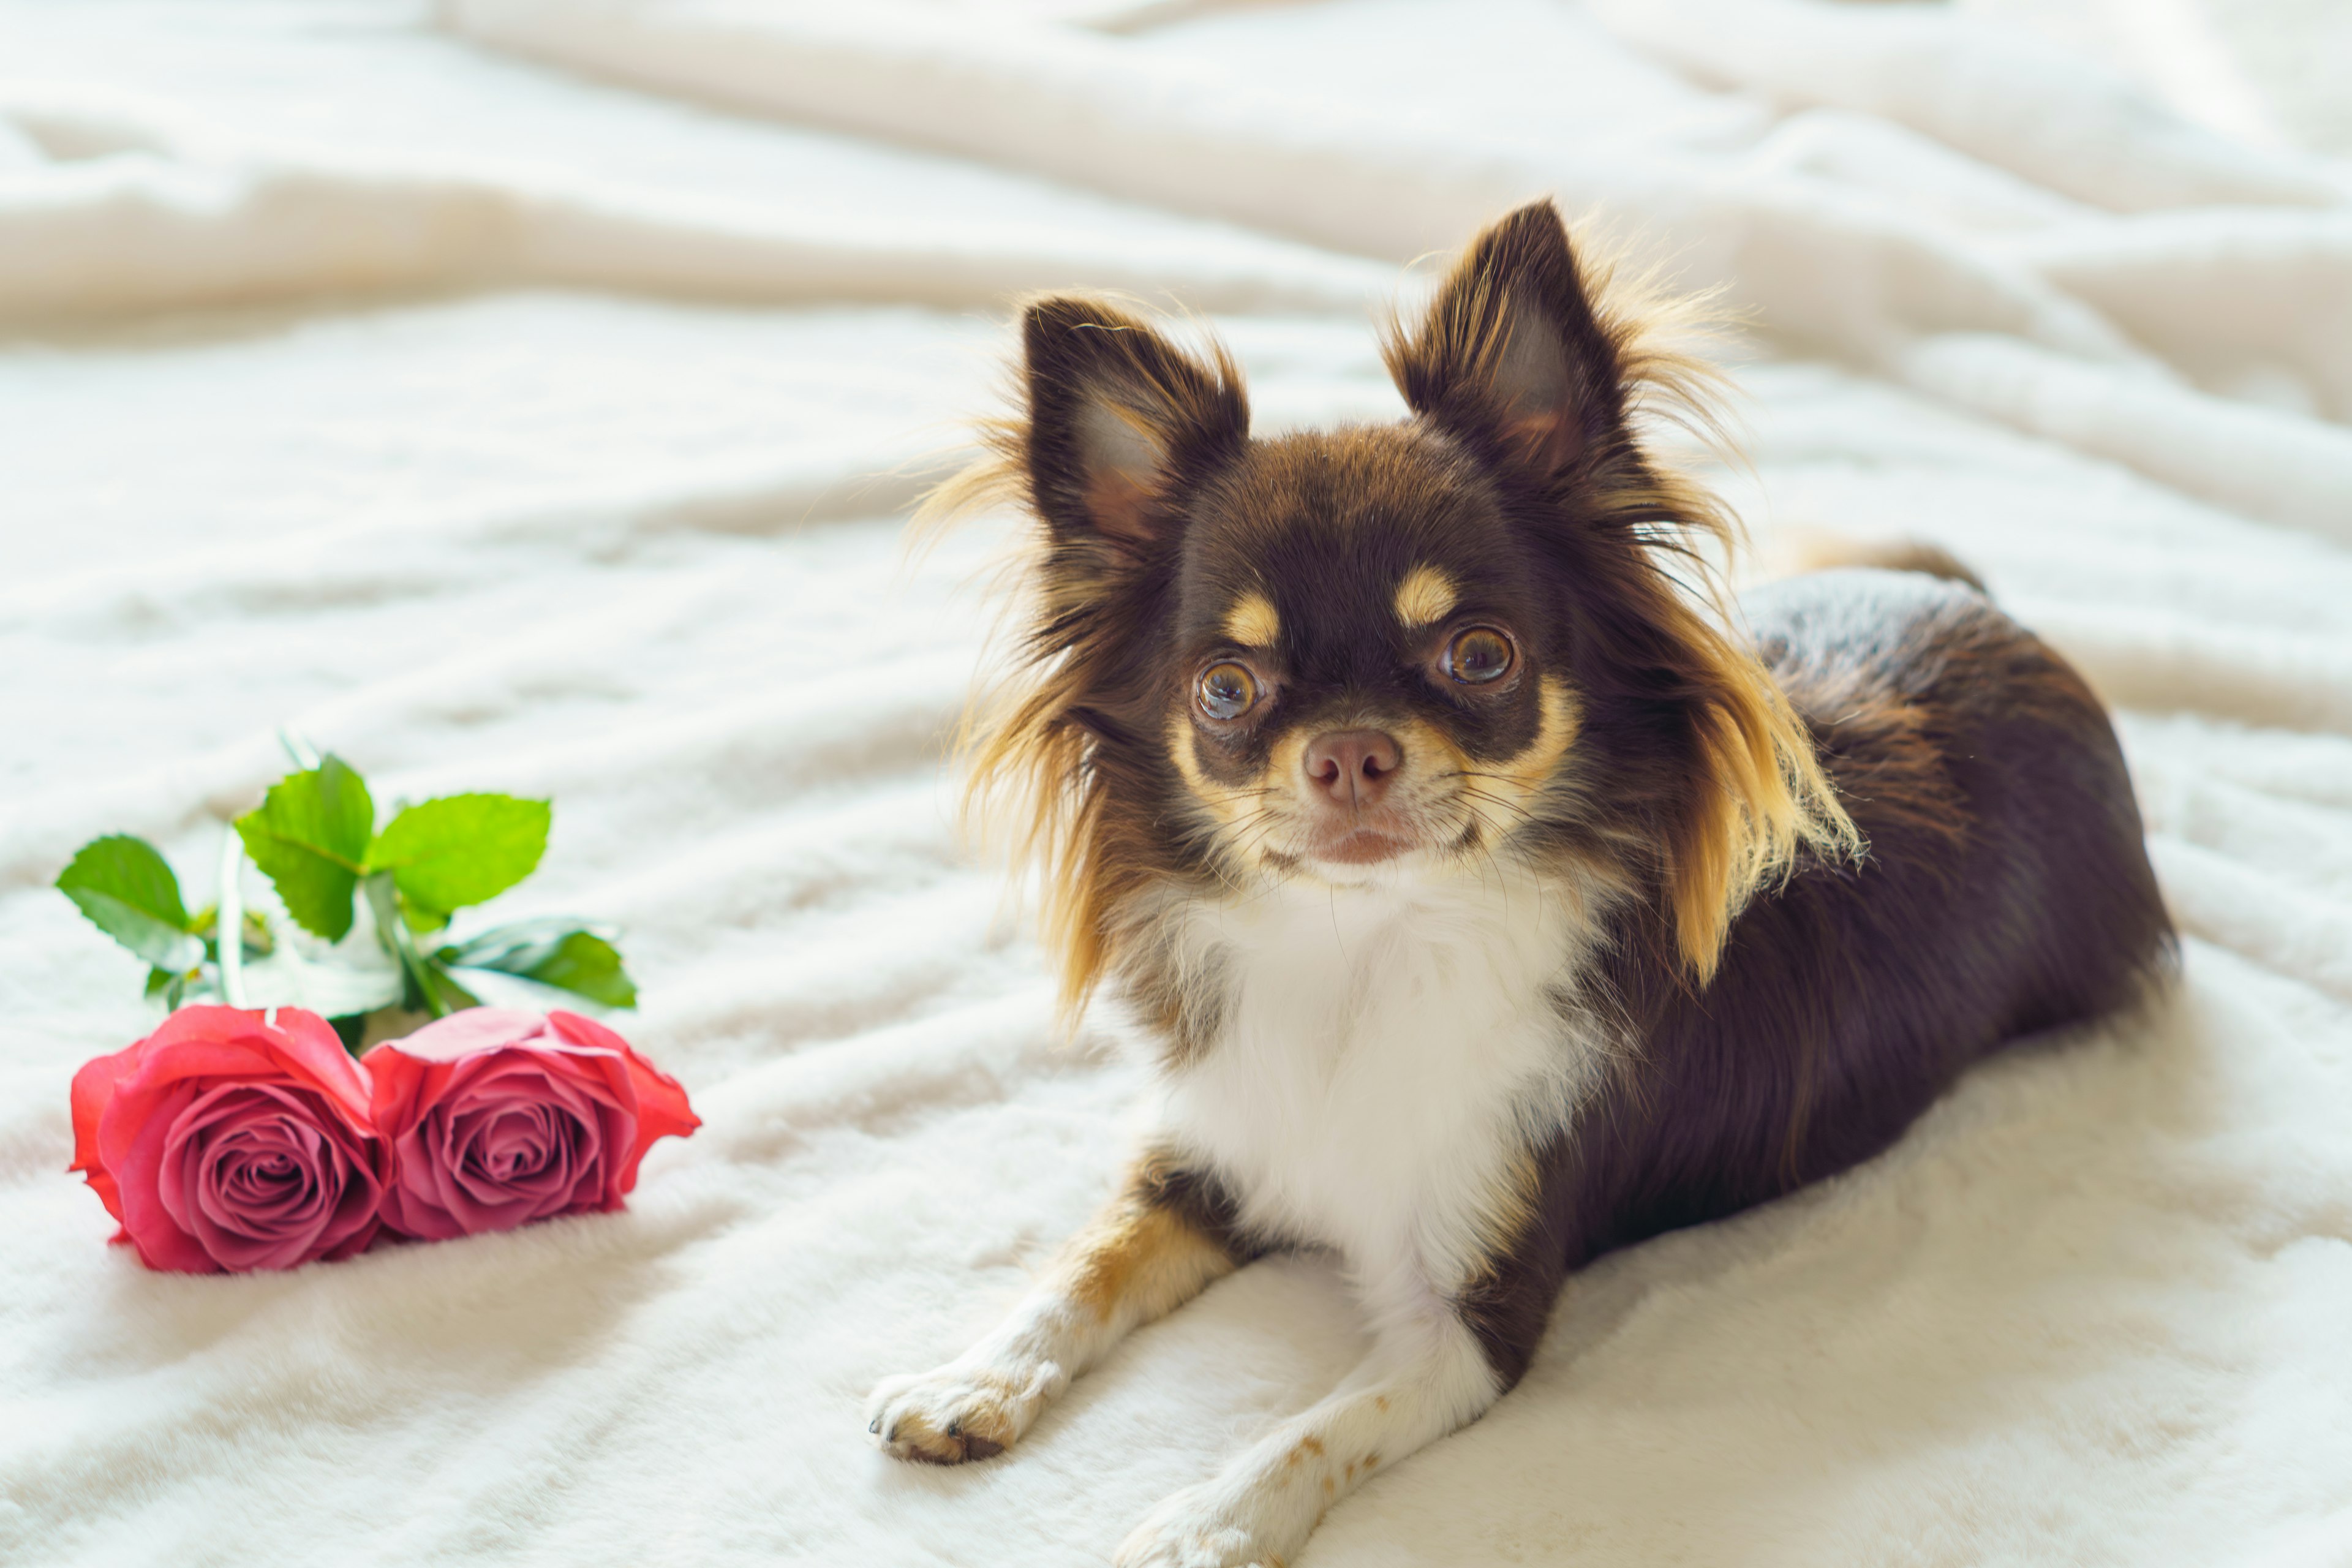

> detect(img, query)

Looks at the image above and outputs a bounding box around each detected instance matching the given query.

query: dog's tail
[1772,528,1988,595]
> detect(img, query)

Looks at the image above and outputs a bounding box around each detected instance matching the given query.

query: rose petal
[77,1008,384,1273]
[379,1009,554,1065]
[176,1096,342,1273]
[173,1088,333,1241]
[263,1008,377,1126]
[69,1037,148,1229]
[456,1103,571,1207]
[111,1080,219,1272]
[549,1011,699,1191]
[460,1057,619,1216]
[362,1013,694,1242]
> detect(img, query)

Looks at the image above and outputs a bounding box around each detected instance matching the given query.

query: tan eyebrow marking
[1224,590,1280,647]
[1393,564,1458,627]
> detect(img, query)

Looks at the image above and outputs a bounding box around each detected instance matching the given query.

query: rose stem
[216,826,249,1010]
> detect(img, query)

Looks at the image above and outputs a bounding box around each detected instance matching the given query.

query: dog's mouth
[1308,827,1417,866]
[1292,802,1434,869]
[1229,773,1494,878]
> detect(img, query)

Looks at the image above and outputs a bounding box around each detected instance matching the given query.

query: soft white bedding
[4,2,2350,1563]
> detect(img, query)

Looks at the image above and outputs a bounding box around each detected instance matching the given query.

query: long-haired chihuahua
[867,200,2171,1567]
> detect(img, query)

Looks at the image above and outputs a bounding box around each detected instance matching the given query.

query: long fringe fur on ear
[1602,254,1862,981]
[911,417,1111,1023]
[910,299,1246,1022]
[1384,215,1862,982]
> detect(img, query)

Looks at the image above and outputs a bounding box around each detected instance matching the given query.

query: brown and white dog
[866,200,2172,1567]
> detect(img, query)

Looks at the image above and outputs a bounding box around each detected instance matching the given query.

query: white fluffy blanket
[6,2,2351,1562]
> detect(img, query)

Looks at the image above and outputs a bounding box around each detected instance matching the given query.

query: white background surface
[4,2,2351,1563]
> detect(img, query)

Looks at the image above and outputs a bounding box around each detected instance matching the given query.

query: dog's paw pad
[864,1365,1027,1466]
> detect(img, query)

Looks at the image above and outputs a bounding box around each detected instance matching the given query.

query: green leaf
[441,918,637,1008]
[368,793,549,921]
[401,900,451,936]
[515,932,636,1008]
[423,962,482,1014]
[56,835,205,971]
[235,755,374,941]
[59,835,190,929]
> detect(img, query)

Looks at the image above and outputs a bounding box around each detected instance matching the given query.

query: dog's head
[939,201,1852,1008]
[1157,420,1579,885]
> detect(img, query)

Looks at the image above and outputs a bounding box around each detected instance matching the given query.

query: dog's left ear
[1385,200,1624,481]
[1020,296,1248,555]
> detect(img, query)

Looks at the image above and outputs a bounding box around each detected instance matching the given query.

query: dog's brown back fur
[1461,566,2173,1382]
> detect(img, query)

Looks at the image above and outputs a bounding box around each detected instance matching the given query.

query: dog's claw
[867,1362,1036,1464]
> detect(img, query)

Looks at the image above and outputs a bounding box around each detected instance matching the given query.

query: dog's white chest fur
[1155,865,1607,1294]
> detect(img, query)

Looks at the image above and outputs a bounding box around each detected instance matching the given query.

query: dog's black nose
[1303,729,1402,810]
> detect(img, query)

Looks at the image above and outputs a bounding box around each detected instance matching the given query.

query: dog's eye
[1196,662,1261,721]
[1443,628,1515,685]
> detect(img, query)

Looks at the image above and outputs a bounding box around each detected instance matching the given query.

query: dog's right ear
[1385,200,1627,487]
[1021,297,1248,556]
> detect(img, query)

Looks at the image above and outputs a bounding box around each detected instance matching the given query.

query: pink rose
[70,1006,386,1273]
[364,1009,697,1242]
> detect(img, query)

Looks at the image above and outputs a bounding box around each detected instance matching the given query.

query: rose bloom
[364,1009,697,1242]
[70,1006,387,1273]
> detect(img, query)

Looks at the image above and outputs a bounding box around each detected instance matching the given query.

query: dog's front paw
[864,1355,1060,1465]
[1117,1482,1291,1568]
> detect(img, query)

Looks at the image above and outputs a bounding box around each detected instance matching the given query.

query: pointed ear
[1022,296,1247,552]
[1386,201,1625,480]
